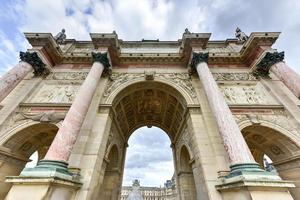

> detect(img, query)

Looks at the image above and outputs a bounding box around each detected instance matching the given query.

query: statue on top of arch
[54,28,66,45]
[235,27,248,42]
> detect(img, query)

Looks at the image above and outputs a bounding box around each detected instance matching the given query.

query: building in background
[121,178,177,200]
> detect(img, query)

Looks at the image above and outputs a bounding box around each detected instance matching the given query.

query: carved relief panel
[219,83,277,105]
[26,82,80,104]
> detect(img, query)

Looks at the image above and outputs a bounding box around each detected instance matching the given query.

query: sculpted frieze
[15,111,65,123]
[29,84,79,103]
[220,85,271,105]
[213,73,257,81]
[47,72,88,80]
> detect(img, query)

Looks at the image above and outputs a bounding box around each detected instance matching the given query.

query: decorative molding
[235,110,300,138]
[102,73,144,100]
[102,73,197,101]
[20,51,50,77]
[213,73,257,81]
[157,73,197,98]
[145,71,155,80]
[189,52,209,74]
[253,51,284,77]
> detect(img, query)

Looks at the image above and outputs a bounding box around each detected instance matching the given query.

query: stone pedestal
[5,176,81,200]
[216,173,295,200]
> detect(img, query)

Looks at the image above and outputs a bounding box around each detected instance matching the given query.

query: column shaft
[271,62,300,99]
[196,62,255,164]
[0,62,32,102]
[44,61,104,162]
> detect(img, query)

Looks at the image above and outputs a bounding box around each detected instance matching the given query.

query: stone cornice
[24,31,281,67]
[24,33,63,65]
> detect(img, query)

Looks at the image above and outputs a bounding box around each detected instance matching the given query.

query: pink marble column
[271,62,300,99]
[44,53,109,163]
[0,62,32,102]
[193,53,255,165]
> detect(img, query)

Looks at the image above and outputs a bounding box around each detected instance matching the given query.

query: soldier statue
[235,27,248,42]
[54,29,66,44]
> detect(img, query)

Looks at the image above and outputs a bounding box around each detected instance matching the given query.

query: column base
[216,163,295,200]
[4,160,82,200]
[18,160,79,182]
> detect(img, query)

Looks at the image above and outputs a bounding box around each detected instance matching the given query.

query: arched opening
[97,81,201,200]
[178,145,197,200]
[242,124,300,199]
[99,144,121,200]
[0,123,58,199]
[121,126,175,199]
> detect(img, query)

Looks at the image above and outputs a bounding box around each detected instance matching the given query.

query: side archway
[99,144,121,200]
[241,123,300,199]
[0,123,58,199]
[178,145,197,200]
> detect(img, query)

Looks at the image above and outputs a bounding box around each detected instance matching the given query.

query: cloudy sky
[123,127,173,186]
[1,0,300,187]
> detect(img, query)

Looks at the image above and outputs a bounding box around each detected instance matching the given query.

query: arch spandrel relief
[101,72,199,105]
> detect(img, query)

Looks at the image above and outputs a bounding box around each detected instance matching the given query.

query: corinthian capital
[253,51,284,77]
[92,52,112,77]
[189,52,209,75]
[19,51,49,77]
[92,52,111,68]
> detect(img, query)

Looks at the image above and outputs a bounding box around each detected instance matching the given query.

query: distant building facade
[121,179,177,200]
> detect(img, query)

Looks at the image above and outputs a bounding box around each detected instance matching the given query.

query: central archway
[96,80,204,200]
[111,81,188,141]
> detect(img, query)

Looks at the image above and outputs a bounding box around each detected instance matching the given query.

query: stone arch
[238,119,300,148]
[110,80,189,142]
[97,79,204,200]
[240,122,300,199]
[106,144,120,170]
[104,76,198,106]
[177,145,197,200]
[0,122,58,199]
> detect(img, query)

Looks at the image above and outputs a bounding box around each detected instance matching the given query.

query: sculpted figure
[54,29,66,44]
[235,27,248,42]
[15,111,65,123]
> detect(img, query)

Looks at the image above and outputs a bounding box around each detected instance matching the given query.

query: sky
[122,127,173,186]
[2,0,300,187]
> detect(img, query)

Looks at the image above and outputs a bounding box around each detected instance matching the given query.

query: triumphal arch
[0,28,300,200]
